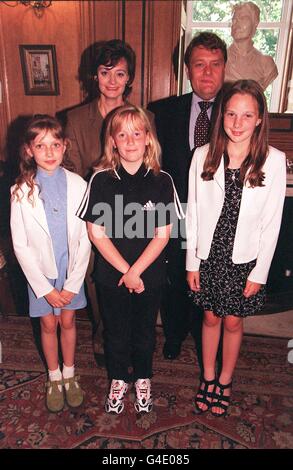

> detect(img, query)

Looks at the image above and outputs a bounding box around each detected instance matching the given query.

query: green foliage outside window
[192,0,282,22]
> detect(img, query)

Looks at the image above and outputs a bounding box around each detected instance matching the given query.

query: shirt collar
[116,162,149,181]
[192,93,215,108]
[36,165,62,179]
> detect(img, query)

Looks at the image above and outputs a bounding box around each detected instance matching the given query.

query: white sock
[62,364,75,390]
[48,366,62,392]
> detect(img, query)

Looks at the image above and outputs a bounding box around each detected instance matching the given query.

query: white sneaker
[105,379,128,414]
[134,378,153,413]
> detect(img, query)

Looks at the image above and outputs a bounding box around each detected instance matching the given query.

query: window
[184,0,293,111]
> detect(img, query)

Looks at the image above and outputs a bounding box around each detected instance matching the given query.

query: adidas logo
[142,200,155,211]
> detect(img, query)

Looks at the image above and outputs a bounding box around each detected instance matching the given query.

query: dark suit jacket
[148,91,223,204]
[148,93,193,204]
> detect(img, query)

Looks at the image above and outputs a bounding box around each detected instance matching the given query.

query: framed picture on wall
[19,45,59,96]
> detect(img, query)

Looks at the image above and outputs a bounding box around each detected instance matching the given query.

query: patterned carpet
[0,316,293,449]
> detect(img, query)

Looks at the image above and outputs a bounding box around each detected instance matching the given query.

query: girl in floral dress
[186,80,286,417]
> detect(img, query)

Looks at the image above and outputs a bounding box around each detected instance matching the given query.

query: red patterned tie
[194,101,212,149]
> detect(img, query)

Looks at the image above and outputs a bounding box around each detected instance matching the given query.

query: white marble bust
[225,1,278,90]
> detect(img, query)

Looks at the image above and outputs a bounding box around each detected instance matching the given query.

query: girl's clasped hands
[44,288,75,308]
[118,267,145,294]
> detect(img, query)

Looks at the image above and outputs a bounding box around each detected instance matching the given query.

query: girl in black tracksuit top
[78,104,184,414]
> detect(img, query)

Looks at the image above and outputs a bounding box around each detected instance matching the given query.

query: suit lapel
[179,93,193,155]
[88,98,101,130]
[24,186,51,236]
[239,180,256,213]
[213,157,225,191]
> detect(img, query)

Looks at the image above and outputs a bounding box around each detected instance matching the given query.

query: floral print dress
[190,168,266,317]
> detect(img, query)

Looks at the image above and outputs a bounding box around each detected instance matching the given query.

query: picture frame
[19,45,59,96]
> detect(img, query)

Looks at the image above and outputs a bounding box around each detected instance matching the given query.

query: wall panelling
[0,0,181,157]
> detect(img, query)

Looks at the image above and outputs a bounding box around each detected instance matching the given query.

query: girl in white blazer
[186,80,286,417]
[10,116,91,413]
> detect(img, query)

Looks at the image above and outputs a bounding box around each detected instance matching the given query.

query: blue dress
[28,166,86,317]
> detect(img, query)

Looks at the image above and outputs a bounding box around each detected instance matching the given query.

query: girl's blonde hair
[12,114,73,203]
[95,104,161,174]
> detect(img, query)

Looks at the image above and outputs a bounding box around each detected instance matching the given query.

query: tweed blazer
[65,98,104,178]
[186,144,286,284]
[66,98,156,179]
[10,169,91,298]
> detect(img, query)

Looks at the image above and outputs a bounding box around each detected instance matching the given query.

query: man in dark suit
[148,32,227,361]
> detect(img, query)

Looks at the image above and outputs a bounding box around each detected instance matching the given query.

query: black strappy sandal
[211,380,232,417]
[194,376,216,414]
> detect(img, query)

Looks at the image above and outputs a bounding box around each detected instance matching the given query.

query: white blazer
[186,144,286,284]
[10,169,91,299]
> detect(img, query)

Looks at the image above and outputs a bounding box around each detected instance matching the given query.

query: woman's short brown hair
[93,39,136,97]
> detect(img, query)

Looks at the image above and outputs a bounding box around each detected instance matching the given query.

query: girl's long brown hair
[95,104,161,175]
[12,115,73,204]
[202,80,269,187]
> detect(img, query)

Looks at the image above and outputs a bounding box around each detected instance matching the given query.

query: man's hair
[184,32,227,67]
